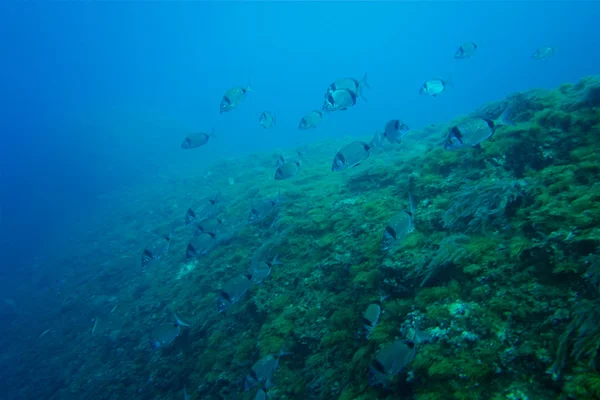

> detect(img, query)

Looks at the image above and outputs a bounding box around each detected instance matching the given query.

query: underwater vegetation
[6,75,600,400]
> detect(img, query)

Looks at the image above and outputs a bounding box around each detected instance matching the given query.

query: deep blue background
[1,1,598,292]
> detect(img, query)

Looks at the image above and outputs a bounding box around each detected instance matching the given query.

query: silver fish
[382,119,410,144]
[248,191,281,224]
[325,73,370,102]
[194,218,223,236]
[322,88,357,112]
[381,211,413,251]
[185,192,222,225]
[181,131,214,149]
[217,274,253,313]
[419,78,450,97]
[151,323,180,349]
[259,111,276,129]
[362,301,382,339]
[298,110,323,130]
[274,161,300,180]
[444,107,514,150]
[532,46,555,60]
[454,42,478,59]
[141,232,172,268]
[245,351,288,391]
[185,232,216,259]
[368,339,416,386]
[331,137,377,172]
[249,254,281,284]
[220,84,253,114]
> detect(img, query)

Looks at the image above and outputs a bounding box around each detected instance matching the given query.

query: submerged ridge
[3,75,600,399]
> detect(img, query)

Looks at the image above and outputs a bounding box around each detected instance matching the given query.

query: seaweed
[442,179,526,234]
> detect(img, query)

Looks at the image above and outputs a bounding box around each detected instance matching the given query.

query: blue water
[0,1,599,397]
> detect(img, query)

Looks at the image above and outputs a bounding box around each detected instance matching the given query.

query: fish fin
[340,108,347,111]
[209,128,218,140]
[359,92,368,103]
[444,76,454,88]
[472,143,482,149]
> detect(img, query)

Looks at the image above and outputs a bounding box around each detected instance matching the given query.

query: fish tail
[209,128,218,140]
[245,79,255,93]
[498,107,516,127]
[369,131,381,149]
[271,253,283,266]
[360,72,371,89]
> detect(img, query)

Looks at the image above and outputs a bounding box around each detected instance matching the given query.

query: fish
[444,107,515,150]
[382,119,410,144]
[141,232,172,268]
[254,388,268,400]
[298,110,323,130]
[245,350,289,391]
[220,84,253,114]
[331,132,380,171]
[194,218,223,236]
[184,385,190,400]
[248,191,281,224]
[381,211,413,251]
[368,339,417,386]
[186,232,216,259]
[150,323,180,349]
[454,42,478,59]
[274,160,300,180]
[322,88,357,112]
[325,73,370,102]
[249,254,281,284]
[532,46,555,60]
[173,311,192,327]
[217,274,254,313]
[259,111,276,129]
[362,300,383,339]
[419,78,451,97]
[181,130,215,149]
[185,192,222,225]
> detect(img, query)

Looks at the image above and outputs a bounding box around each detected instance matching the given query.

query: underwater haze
[1,1,600,399]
